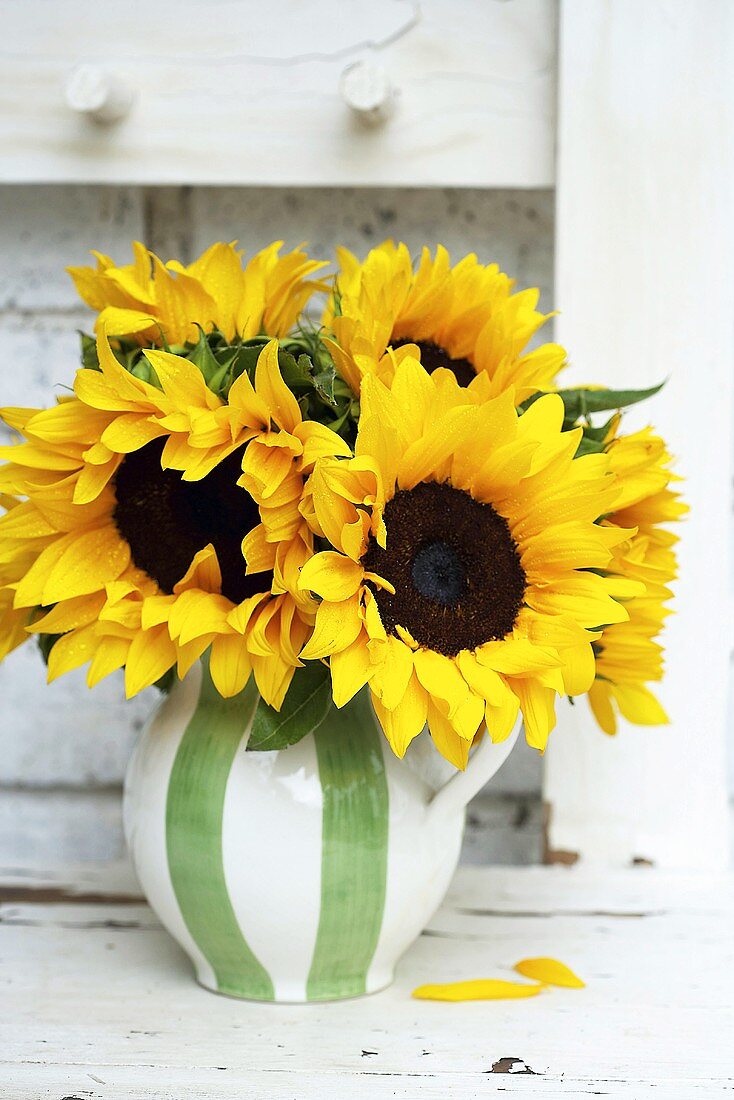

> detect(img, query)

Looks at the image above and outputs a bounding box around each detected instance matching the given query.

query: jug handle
[428,718,522,823]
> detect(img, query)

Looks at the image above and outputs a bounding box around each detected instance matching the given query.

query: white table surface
[1,861,733,1099]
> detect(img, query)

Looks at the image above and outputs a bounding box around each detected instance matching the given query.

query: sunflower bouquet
[0,240,685,768]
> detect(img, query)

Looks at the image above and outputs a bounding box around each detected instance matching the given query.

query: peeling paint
[489,1057,539,1075]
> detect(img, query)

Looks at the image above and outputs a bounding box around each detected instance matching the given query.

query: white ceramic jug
[123,660,520,1002]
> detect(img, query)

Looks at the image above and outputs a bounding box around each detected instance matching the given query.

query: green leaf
[247,663,333,752]
[580,415,617,443]
[187,326,222,384]
[130,358,154,384]
[79,332,99,371]
[37,631,61,665]
[277,349,315,393]
[521,382,665,423]
[153,667,177,694]
[226,343,266,386]
[330,286,343,318]
[311,361,337,405]
[326,401,356,436]
[575,434,607,457]
[574,414,618,457]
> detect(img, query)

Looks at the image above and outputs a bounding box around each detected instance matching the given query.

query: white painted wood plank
[0,1065,728,1100]
[1,868,733,1097]
[545,0,734,870]
[0,0,556,187]
[0,857,141,900]
[0,789,128,870]
[0,647,156,788]
[3,1065,726,1100]
[5,859,731,913]
[0,786,544,889]
[0,185,145,310]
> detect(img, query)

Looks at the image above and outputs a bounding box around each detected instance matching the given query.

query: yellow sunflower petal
[144,348,222,413]
[252,649,294,710]
[412,979,543,1001]
[73,457,120,505]
[414,648,469,718]
[514,680,557,751]
[210,634,252,698]
[97,306,158,336]
[100,413,166,453]
[296,421,352,470]
[40,526,131,605]
[370,634,414,710]
[124,625,177,698]
[254,339,301,434]
[516,392,565,440]
[46,624,98,681]
[612,682,668,726]
[299,594,362,660]
[298,552,363,602]
[370,673,427,757]
[559,641,596,696]
[172,544,222,594]
[330,636,374,707]
[87,635,130,687]
[514,957,585,989]
[485,685,521,743]
[28,592,106,635]
[242,524,277,575]
[398,406,478,491]
[588,681,617,735]
[168,590,231,646]
[426,700,470,770]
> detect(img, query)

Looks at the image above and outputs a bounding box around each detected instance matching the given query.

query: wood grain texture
[1,865,733,1097]
[545,0,734,870]
[1,0,556,187]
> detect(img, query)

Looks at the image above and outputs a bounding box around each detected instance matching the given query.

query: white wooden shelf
[2,0,556,187]
[2,862,733,1098]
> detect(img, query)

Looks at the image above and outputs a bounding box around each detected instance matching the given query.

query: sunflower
[0,484,36,661]
[68,240,327,346]
[322,241,565,401]
[297,358,636,767]
[588,426,687,734]
[0,335,348,705]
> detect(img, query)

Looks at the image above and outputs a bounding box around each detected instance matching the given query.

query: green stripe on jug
[306,688,390,1001]
[166,659,275,1001]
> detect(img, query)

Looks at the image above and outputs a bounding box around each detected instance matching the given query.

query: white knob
[65,65,134,124]
[340,61,396,126]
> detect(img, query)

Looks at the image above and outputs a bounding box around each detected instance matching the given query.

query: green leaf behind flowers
[37,631,60,666]
[247,662,333,752]
[521,382,664,425]
[187,326,224,384]
[79,332,99,371]
[574,415,618,457]
[76,326,358,443]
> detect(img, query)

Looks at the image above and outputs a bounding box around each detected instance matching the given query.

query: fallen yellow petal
[513,957,585,989]
[412,979,543,1002]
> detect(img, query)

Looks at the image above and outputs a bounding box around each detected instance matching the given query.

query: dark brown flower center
[362,481,526,657]
[392,339,476,387]
[113,439,271,604]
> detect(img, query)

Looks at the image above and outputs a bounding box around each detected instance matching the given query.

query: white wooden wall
[544,0,734,871]
[0,0,731,872]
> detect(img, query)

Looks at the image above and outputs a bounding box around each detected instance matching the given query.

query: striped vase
[123,659,520,1002]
